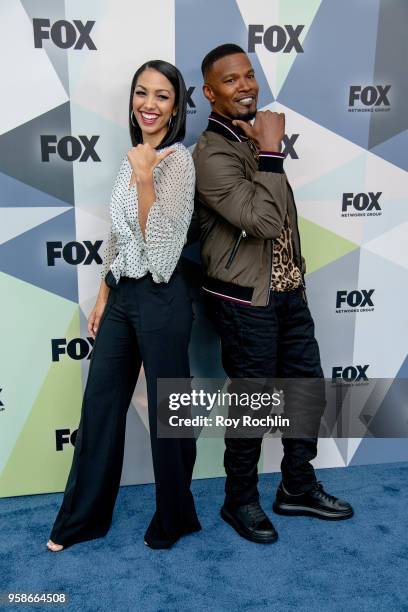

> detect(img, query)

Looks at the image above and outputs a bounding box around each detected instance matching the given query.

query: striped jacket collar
[206,111,249,142]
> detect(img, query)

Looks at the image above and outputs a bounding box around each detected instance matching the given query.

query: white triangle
[0,206,71,245]
[68,0,175,127]
[366,148,408,198]
[262,102,365,190]
[236,0,280,96]
[363,222,408,270]
[0,1,68,135]
[312,438,347,468]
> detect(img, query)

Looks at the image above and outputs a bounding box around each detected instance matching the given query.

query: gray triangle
[41,42,70,97]
[332,438,348,464]
[369,0,408,149]
[20,0,69,95]
[0,102,74,204]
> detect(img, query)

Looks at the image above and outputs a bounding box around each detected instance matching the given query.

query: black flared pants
[50,270,201,549]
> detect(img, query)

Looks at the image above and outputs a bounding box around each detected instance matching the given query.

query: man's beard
[230,109,257,122]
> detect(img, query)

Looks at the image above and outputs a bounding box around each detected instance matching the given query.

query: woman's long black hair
[128,60,187,149]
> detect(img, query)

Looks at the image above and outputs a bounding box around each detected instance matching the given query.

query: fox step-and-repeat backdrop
[1,0,407,497]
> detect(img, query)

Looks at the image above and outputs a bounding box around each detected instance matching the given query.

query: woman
[47,60,201,551]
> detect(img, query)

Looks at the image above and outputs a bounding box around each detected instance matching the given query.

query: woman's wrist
[97,281,110,304]
[135,169,154,184]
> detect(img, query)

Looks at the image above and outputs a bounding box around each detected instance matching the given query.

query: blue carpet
[1,462,407,611]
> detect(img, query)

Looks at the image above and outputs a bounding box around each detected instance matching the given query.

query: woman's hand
[87,298,107,339]
[127,143,175,182]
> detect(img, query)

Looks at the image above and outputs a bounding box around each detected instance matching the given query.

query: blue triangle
[0,208,78,302]
[175,0,273,146]
[370,130,408,172]
[395,354,408,380]
[0,171,72,208]
[349,438,408,466]
[279,0,381,150]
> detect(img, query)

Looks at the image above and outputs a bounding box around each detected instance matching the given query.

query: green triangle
[299,217,359,274]
[0,309,83,497]
[0,272,78,474]
[276,0,323,95]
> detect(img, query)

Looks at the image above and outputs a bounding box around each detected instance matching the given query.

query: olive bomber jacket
[192,112,305,307]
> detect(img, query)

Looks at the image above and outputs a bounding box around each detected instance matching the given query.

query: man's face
[203,53,259,121]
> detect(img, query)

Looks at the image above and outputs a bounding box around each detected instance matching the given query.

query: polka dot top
[101,142,195,284]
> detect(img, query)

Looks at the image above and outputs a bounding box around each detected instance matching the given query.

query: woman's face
[132,68,176,145]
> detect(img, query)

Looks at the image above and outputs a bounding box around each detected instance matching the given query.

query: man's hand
[127,143,175,182]
[232,111,285,152]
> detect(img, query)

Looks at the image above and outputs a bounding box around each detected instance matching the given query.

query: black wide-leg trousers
[206,287,325,505]
[50,270,201,549]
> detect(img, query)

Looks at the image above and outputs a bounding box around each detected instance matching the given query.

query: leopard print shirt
[246,139,302,292]
[270,214,302,291]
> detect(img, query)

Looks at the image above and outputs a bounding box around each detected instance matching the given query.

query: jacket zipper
[288,183,305,287]
[266,239,273,305]
[225,229,246,269]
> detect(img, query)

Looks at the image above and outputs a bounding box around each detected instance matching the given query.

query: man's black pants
[206,286,324,506]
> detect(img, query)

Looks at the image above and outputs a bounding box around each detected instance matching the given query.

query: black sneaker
[273,482,354,520]
[221,501,278,543]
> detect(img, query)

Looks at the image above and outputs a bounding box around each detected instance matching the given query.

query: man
[193,44,353,544]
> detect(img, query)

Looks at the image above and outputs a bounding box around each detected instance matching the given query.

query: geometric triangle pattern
[0,306,82,496]
[0,208,78,302]
[0,206,71,245]
[0,172,72,208]
[297,217,359,275]
[369,0,408,150]
[175,0,274,146]
[1,0,408,498]
[20,0,70,97]
[0,103,75,205]
[279,0,381,150]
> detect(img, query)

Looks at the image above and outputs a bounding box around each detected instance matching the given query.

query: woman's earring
[168,116,173,128]
[130,110,137,127]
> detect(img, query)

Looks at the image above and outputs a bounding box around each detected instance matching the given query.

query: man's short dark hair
[201,43,245,78]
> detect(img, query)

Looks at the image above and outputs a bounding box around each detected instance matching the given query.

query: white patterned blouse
[101,142,195,284]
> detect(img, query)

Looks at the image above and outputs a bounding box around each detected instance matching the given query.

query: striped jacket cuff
[258,151,285,173]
